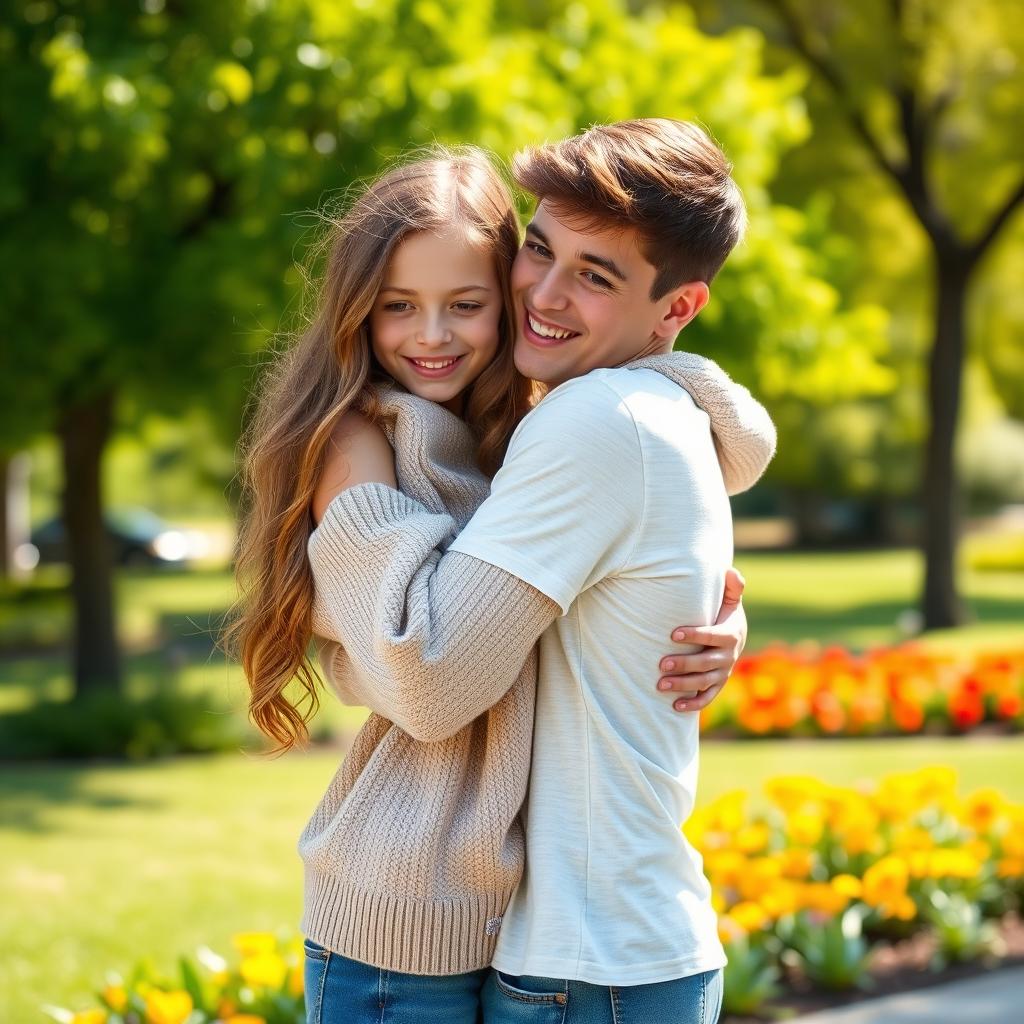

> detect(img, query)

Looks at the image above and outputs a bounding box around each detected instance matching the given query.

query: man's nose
[531,268,569,312]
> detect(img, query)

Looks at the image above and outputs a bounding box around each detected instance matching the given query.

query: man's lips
[522,309,581,347]
[402,354,466,379]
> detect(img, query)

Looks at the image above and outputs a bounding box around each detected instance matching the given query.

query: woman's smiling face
[370,225,502,415]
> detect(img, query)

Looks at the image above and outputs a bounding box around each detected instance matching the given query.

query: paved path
[790,966,1024,1023]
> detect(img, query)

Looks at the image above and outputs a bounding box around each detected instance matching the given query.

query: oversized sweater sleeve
[307,481,559,743]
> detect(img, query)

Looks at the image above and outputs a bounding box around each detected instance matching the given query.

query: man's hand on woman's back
[657,567,747,712]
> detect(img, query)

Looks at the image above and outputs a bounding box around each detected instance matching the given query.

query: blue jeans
[480,967,723,1024]
[302,937,489,1024]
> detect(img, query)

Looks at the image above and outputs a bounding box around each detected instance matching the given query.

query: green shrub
[0,689,250,760]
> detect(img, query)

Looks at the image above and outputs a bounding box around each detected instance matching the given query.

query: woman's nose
[417,313,453,347]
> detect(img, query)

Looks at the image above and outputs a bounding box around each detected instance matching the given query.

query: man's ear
[654,281,710,339]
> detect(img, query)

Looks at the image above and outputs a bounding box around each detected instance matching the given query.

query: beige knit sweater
[300,352,775,975]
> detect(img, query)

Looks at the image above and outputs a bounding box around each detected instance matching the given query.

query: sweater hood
[626,351,776,495]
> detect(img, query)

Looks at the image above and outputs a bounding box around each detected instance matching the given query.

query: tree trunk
[0,454,8,578]
[57,392,121,694]
[920,252,971,629]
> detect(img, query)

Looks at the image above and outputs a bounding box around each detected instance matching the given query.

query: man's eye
[526,241,552,259]
[583,271,612,289]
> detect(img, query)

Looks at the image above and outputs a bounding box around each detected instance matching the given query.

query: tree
[724,0,1024,625]
[1,0,890,692]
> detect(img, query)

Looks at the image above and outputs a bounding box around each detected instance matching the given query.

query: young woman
[230,148,766,1024]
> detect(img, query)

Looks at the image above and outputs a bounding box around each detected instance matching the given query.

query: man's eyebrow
[577,249,627,283]
[525,222,627,283]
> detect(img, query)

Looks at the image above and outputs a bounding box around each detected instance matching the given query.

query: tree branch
[969,173,1024,265]
[763,0,907,189]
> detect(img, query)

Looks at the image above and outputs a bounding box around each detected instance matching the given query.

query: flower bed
[47,769,1024,1024]
[701,645,1024,738]
[689,767,1024,1016]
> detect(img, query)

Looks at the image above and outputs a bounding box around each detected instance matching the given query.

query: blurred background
[1,1,1022,1022]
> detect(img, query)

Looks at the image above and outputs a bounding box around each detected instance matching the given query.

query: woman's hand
[657,567,747,713]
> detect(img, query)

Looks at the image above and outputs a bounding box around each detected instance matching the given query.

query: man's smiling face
[510,201,707,387]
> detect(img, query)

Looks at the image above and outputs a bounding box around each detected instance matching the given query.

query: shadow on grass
[0,764,166,833]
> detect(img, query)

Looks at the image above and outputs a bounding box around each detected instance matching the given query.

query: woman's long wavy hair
[226,148,532,754]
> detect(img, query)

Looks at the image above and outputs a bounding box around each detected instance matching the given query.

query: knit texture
[301,387,554,975]
[301,353,775,976]
[627,351,776,495]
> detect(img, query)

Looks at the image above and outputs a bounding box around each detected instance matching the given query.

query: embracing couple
[233,118,776,1024]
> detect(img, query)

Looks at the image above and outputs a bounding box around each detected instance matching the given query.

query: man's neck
[616,337,674,369]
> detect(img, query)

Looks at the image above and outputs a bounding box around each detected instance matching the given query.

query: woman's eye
[382,301,412,312]
[453,301,483,312]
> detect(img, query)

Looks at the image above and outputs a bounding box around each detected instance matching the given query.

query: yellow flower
[239,951,287,989]
[287,963,304,997]
[70,1012,107,1024]
[891,826,934,852]
[232,931,278,957]
[798,882,849,915]
[704,850,747,889]
[144,990,193,1024]
[927,848,980,880]
[735,823,771,854]
[777,847,815,879]
[764,776,826,816]
[102,984,128,1012]
[760,879,800,919]
[787,812,824,847]
[836,822,882,856]
[225,1017,268,1024]
[831,874,862,899]
[961,788,1006,834]
[862,856,909,909]
[738,857,783,901]
[730,901,771,934]
[894,895,917,921]
[997,858,1024,878]
[1003,828,1024,860]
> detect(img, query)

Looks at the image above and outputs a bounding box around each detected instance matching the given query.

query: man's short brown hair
[513,118,746,298]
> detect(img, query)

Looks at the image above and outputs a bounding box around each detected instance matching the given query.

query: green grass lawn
[2,737,1023,1024]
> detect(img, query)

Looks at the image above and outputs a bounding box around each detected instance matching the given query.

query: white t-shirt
[449,366,731,986]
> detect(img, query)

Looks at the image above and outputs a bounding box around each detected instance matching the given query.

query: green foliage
[0,690,248,760]
[0,0,890,455]
[719,933,783,1016]
[783,907,872,991]
[925,891,1001,969]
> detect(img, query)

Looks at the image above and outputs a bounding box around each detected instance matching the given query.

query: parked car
[29,507,208,568]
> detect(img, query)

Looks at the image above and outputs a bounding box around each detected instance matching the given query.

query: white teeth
[528,314,575,339]
[412,358,458,369]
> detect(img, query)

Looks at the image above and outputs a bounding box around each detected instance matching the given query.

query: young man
[310,119,773,1022]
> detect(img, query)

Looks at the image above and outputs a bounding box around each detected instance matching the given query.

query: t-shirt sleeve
[448,376,645,614]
